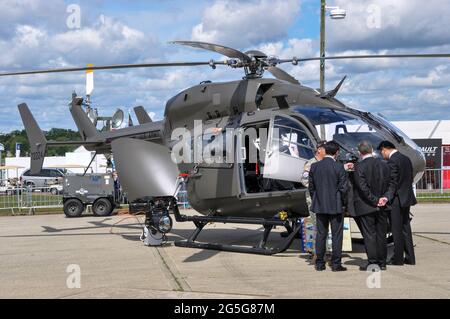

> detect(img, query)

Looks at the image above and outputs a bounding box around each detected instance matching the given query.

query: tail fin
[18,103,47,174]
[134,106,152,124]
[69,98,98,140]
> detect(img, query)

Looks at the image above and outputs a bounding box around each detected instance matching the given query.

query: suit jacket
[388,151,417,207]
[353,157,391,216]
[308,157,348,215]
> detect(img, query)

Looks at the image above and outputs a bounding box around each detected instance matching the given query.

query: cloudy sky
[0,0,449,133]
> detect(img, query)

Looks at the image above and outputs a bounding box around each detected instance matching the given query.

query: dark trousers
[390,197,415,264]
[357,210,388,266]
[315,213,344,268]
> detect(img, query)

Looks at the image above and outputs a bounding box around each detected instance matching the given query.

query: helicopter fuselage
[22,76,423,219]
[159,78,425,218]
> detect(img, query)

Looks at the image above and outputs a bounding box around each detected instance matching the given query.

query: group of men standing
[304,140,416,272]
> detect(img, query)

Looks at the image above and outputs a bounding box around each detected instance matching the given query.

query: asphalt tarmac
[0,204,449,298]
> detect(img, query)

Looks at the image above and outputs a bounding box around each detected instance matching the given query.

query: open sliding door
[263,115,315,182]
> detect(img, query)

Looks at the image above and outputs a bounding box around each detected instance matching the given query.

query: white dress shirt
[389,149,398,159]
[361,153,374,161]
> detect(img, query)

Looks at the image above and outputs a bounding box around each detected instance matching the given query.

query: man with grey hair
[353,140,394,270]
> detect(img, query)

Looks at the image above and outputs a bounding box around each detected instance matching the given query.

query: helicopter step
[172,204,301,255]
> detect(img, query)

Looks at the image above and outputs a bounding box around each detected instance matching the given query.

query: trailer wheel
[64,199,84,218]
[92,198,113,216]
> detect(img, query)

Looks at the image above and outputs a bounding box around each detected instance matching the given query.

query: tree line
[0,128,81,162]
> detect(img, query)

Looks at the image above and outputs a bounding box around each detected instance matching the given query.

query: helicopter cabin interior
[239,114,316,194]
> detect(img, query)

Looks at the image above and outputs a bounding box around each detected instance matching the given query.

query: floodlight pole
[319,0,327,140]
[0,154,2,181]
[0,143,3,181]
[320,0,326,95]
[319,0,346,140]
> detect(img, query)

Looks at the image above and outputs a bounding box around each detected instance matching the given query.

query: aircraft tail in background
[134,106,152,124]
[69,98,98,140]
[17,103,47,174]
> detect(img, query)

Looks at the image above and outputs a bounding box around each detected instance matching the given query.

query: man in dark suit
[353,141,395,271]
[378,141,417,265]
[308,141,348,272]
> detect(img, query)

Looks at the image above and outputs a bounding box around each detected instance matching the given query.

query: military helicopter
[2,40,446,254]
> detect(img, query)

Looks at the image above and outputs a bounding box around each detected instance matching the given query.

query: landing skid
[172,203,301,255]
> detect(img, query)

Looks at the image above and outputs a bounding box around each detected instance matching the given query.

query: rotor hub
[242,50,269,79]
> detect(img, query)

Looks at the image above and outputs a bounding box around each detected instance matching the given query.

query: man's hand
[344,162,354,171]
[378,197,388,207]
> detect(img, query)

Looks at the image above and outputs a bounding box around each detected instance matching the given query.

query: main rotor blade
[0,61,227,77]
[171,40,252,63]
[266,66,300,85]
[278,53,450,64]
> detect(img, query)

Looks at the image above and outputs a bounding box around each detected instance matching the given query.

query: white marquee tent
[392,120,450,144]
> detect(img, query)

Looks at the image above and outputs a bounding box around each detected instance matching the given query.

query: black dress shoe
[404,259,416,265]
[315,264,326,271]
[359,264,380,271]
[332,265,347,272]
[387,259,404,266]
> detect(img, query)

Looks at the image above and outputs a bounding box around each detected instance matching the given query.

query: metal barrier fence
[0,178,63,215]
[415,168,450,199]
[1,177,191,214]
[1,169,448,214]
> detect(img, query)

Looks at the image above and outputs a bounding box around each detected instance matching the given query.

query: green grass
[417,197,450,203]
[0,201,129,217]
[416,190,450,203]
[0,193,63,216]
[0,190,447,218]
[0,193,62,206]
[417,189,450,203]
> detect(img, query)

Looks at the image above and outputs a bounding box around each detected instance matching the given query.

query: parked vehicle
[20,168,65,194]
[63,173,119,217]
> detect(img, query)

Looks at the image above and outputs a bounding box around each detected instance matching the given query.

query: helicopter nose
[413,148,426,183]
[403,143,426,184]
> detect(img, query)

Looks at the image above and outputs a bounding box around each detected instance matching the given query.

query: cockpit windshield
[370,113,422,152]
[293,106,391,159]
[292,105,425,183]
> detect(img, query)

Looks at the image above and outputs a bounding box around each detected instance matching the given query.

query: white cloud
[1,1,450,132]
[0,0,67,38]
[191,0,301,48]
[418,89,450,106]
[258,38,315,58]
[0,15,160,70]
[15,25,47,47]
[398,65,450,88]
[327,0,450,51]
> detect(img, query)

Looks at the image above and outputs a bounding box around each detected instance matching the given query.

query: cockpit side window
[273,116,315,160]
